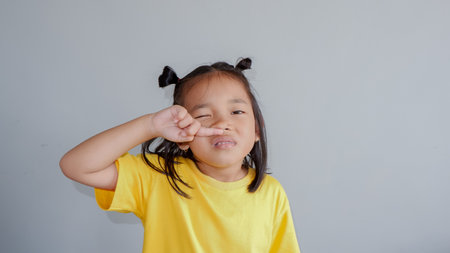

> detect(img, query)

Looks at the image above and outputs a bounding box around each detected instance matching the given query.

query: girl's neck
[194,161,249,182]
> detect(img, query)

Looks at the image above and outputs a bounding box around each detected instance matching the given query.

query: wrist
[141,113,159,140]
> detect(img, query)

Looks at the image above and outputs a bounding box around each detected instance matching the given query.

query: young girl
[60,58,300,253]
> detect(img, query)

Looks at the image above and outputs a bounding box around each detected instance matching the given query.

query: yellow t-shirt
[95,153,300,253]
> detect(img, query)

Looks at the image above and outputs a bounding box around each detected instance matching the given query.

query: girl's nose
[211,115,232,131]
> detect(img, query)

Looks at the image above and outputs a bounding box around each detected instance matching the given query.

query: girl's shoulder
[116,152,191,175]
[259,173,290,197]
[261,173,283,187]
[115,152,169,177]
[116,152,161,167]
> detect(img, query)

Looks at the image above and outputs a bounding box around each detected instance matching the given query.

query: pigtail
[159,66,179,87]
[235,58,252,71]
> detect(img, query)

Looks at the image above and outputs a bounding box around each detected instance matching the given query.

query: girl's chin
[193,156,246,169]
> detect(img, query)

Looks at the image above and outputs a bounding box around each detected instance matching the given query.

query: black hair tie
[235,58,252,71]
[159,66,180,88]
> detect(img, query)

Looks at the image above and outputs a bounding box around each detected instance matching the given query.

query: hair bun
[235,58,252,71]
[159,66,179,88]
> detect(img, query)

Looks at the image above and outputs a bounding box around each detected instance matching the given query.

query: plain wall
[1,0,449,252]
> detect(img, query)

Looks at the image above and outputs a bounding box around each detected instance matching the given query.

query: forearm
[60,113,156,176]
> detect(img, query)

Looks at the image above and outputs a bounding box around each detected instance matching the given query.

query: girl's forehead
[183,74,251,107]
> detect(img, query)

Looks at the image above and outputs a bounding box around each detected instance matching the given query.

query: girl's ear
[177,143,190,151]
[255,126,260,142]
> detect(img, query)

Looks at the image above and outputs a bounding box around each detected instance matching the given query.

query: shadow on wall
[72,181,141,225]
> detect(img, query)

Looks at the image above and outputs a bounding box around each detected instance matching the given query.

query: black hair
[141,58,268,199]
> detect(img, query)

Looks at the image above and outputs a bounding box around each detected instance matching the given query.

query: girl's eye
[195,115,210,119]
[232,110,245,115]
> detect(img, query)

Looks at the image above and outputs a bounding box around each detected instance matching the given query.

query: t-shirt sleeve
[94,153,155,220]
[269,186,301,253]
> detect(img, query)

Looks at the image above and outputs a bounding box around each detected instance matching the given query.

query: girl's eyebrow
[191,98,248,112]
[229,98,248,105]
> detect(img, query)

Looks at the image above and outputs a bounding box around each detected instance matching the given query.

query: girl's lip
[211,136,237,147]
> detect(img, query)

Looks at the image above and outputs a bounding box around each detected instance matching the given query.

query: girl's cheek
[198,119,211,128]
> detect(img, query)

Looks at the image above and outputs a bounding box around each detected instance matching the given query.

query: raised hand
[151,105,223,143]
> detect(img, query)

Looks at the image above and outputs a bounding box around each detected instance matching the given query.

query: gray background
[1,0,449,252]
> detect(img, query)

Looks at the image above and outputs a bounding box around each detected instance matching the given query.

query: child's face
[183,74,259,171]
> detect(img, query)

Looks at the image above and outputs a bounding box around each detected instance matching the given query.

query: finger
[177,143,189,151]
[177,134,194,142]
[171,105,187,123]
[183,120,201,137]
[177,113,194,129]
[196,127,224,137]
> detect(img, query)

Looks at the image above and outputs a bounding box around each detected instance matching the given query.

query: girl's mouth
[212,137,236,149]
